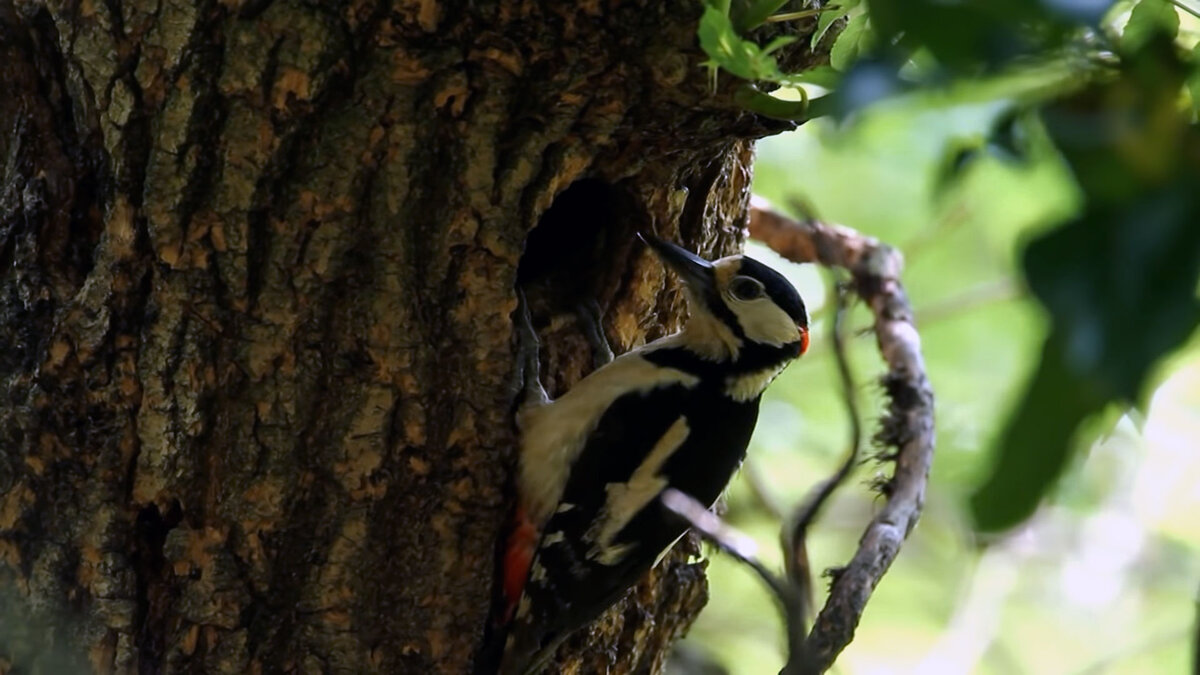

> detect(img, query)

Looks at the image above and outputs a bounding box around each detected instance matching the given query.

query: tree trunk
[0,2,828,672]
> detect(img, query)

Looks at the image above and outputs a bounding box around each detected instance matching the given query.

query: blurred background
[674,6,1200,669]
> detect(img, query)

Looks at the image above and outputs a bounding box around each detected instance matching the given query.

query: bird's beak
[639,233,715,293]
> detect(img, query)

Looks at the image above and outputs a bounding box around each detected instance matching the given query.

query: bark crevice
[1,2,833,672]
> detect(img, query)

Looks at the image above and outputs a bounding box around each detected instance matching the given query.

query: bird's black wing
[499,383,691,673]
[501,377,761,674]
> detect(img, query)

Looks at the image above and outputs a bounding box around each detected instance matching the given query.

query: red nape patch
[501,504,539,623]
[799,327,810,355]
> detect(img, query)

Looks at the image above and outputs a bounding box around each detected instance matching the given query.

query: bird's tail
[496,620,563,675]
[474,502,540,674]
[501,503,538,622]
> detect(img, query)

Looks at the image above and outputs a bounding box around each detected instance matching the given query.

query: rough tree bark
[0,1,831,672]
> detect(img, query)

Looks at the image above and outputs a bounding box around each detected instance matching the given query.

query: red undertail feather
[501,503,538,624]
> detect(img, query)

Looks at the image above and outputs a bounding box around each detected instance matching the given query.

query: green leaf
[1123,0,1180,50]
[971,33,1200,533]
[762,35,799,55]
[829,13,872,71]
[865,0,1113,72]
[812,0,859,49]
[791,65,841,88]
[697,3,808,86]
[1024,197,1200,402]
[733,85,811,120]
[970,335,1108,533]
[698,4,770,82]
[933,141,984,194]
[736,0,792,30]
[1186,41,1200,117]
[974,183,1200,532]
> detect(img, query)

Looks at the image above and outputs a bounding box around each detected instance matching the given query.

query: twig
[1194,580,1199,675]
[780,281,862,675]
[765,8,829,23]
[748,196,936,673]
[1170,0,1200,22]
[660,489,800,618]
[914,278,1020,325]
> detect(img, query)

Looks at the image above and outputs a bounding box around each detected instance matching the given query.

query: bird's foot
[511,290,550,408]
[575,299,614,369]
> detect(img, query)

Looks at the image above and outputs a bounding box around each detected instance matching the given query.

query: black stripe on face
[697,282,746,341]
[644,342,802,377]
[734,257,809,330]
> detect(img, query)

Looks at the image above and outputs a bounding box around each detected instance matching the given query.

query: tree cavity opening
[517,178,644,312]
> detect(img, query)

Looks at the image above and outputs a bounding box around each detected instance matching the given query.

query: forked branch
[666,198,934,673]
[749,196,936,672]
[665,276,867,675]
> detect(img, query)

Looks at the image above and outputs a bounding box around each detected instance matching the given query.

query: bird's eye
[729,276,764,301]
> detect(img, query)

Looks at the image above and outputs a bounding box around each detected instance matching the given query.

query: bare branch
[661,490,810,669]
[748,196,937,672]
[660,489,789,603]
[779,283,862,675]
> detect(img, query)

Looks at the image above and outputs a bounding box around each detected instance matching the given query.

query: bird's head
[641,234,809,361]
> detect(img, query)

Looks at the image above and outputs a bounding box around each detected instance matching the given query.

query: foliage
[682,1,1200,672]
[974,34,1200,529]
[700,0,1200,533]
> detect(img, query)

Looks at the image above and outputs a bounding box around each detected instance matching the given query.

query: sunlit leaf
[830,13,872,71]
[1122,0,1180,51]
[733,85,811,120]
[812,0,860,49]
[737,0,793,30]
[985,109,1031,162]
[698,2,805,86]
[791,65,841,88]
[934,143,984,193]
[762,35,799,55]
[934,111,1033,193]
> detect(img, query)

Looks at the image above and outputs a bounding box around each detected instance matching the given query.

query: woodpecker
[497,234,809,675]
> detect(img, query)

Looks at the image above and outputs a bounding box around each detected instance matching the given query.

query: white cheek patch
[681,302,742,361]
[729,300,800,347]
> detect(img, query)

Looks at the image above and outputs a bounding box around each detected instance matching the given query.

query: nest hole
[517,178,646,311]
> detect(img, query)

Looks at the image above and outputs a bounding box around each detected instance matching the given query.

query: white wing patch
[529,560,547,582]
[593,542,636,566]
[518,353,699,526]
[586,415,691,565]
